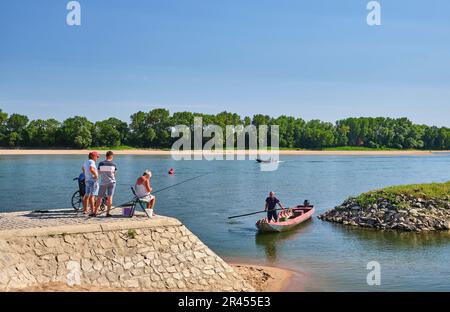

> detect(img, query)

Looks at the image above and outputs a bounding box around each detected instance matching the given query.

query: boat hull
[256,206,315,233]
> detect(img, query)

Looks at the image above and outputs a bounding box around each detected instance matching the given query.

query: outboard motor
[303,199,310,207]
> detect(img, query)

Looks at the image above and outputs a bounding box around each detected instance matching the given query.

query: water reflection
[331,224,450,249]
[255,219,313,263]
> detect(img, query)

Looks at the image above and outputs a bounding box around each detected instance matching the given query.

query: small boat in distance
[256,205,315,233]
[256,158,278,163]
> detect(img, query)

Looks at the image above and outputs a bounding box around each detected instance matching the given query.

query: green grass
[91,145,137,151]
[127,229,137,239]
[355,181,450,208]
[322,146,405,151]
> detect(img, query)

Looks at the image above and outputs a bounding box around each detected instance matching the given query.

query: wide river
[1,153,449,291]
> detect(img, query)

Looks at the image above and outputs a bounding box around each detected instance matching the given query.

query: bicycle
[71,176,107,212]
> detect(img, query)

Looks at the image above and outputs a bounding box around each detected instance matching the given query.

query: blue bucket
[122,206,133,217]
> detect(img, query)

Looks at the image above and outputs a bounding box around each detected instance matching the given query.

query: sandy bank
[10,263,293,292]
[229,263,294,292]
[0,149,445,156]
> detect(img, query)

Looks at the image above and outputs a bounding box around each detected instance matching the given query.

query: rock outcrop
[319,193,450,232]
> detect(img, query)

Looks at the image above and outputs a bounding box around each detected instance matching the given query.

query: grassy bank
[320,181,450,232]
[322,146,404,151]
[356,181,450,208]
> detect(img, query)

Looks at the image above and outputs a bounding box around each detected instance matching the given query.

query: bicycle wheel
[100,196,108,212]
[71,190,83,211]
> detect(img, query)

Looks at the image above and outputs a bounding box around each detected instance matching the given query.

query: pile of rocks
[319,194,450,232]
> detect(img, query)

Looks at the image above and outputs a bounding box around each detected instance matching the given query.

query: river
[0,153,449,291]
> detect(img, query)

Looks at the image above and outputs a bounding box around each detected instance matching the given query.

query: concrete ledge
[0,209,182,238]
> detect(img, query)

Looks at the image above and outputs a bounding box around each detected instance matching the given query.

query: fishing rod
[114,173,209,208]
[152,173,209,194]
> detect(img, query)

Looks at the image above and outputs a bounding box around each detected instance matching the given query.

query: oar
[228,208,284,219]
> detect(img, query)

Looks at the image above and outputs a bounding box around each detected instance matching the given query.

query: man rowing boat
[265,191,285,223]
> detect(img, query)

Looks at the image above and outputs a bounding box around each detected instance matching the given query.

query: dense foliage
[0,108,449,149]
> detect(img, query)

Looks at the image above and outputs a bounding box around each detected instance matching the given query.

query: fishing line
[113,173,210,209]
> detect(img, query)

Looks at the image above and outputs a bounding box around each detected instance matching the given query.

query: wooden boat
[255,205,315,233]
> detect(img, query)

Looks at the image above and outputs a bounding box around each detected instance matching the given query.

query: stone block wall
[0,218,253,291]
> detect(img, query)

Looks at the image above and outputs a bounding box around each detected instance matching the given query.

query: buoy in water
[168,168,175,175]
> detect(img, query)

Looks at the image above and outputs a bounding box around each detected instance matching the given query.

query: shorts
[85,180,99,196]
[267,209,278,222]
[138,194,155,203]
[98,183,116,198]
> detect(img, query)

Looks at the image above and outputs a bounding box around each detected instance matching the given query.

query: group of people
[80,150,283,222]
[81,151,157,217]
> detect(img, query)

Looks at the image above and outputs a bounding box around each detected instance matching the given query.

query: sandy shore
[9,263,294,292]
[230,263,294,292]
[0,149,445,156]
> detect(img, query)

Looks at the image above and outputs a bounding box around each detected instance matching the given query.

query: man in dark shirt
[265,191,285,223]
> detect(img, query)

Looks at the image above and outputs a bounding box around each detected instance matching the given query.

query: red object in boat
[256,205,315,233]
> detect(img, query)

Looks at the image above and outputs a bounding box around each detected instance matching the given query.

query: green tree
[129,109,171,147]
[93,118,128,147]
[60,116,94,148]
[0,109,8,146]
[146,109,171,147]
[5,113,29,147]
[25,119,61,147]
[129,111,148,147]
[301,120,336,148]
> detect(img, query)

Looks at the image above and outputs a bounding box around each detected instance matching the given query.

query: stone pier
[0,209,253,291]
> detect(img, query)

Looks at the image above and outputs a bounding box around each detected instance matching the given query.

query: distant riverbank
[1,149,447,156]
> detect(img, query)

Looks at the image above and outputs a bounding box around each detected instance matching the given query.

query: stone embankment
[319,193,450,232]
[0,210,253,291]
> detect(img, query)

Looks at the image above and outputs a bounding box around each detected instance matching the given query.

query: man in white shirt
[82,151,100,216]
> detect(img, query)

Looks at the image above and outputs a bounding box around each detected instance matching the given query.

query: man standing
[82,151,100,216]
[94,151,117,217]
[265,191,285,223]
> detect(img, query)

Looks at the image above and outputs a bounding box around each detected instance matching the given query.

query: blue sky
[0,0,449,126]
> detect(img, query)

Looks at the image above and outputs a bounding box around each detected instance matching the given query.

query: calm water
[1,153,450,291]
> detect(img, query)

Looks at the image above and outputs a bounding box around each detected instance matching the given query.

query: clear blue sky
[0,0,449,126]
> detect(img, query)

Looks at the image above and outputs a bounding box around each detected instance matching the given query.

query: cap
[89,151,100,158]
[144,170,152,177]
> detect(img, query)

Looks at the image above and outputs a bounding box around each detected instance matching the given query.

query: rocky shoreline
[319,193,450,232]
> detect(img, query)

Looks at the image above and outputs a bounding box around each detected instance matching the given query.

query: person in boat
[135,170,156,212]
[265,191,285,223]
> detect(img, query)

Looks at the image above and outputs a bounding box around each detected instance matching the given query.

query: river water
[0,153,449,291]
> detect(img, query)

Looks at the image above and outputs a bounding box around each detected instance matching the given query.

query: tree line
[0,108,449,150]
